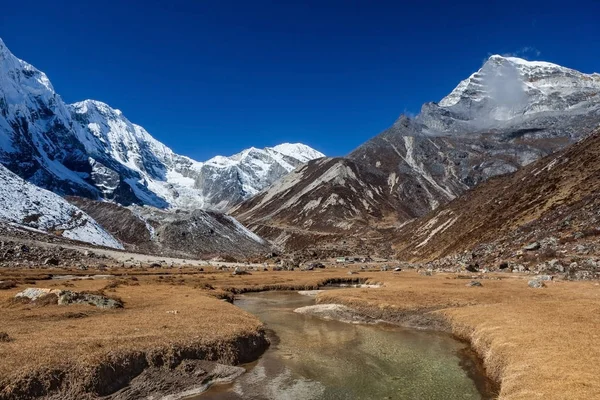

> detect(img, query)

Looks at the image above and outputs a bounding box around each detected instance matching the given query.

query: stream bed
[195,291,496,400]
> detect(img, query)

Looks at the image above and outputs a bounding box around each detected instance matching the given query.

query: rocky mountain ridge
[234,55,600,253]
[393,128,600,279]
[0,38,324,211]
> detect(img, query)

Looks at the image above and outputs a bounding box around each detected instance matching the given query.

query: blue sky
[1,0,599,160]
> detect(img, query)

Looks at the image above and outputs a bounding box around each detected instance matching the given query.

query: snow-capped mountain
[419,55,600,133]
[0,164,122,248]
[0,38,324,211]
[233,55,600,253]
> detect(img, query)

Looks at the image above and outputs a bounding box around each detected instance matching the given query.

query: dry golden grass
[317,272,600,400]
[4,266,598,399]
[0,267,363,398]
[0,277,264,397]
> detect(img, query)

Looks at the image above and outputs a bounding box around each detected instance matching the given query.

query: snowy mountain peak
[0,39,56,95]
[437,54,600,122]
[271,143,325,162]
[0,37,324,212]
[485,54,571,71]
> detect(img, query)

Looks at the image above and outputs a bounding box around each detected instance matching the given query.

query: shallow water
[196,291,494,400]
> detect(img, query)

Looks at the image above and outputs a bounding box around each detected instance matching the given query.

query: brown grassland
[1,267,599,399]
[317,272,600,400]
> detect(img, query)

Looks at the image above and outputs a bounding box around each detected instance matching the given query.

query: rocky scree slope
[232,157,406,255]
[0,164,122,249]
[234,55,600,252]
[0,38,323,212]
[393,128,600,278]
[68,197,272,259]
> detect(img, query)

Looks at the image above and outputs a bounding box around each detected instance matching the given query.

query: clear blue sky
[1,0,599,160]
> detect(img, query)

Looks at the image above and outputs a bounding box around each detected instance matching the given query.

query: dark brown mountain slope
[231,157,406,255]
[394,128,600,273]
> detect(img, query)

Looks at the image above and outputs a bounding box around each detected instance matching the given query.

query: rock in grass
[57,291,123,309]
[528,279,546,289]
[15,288,123,309]
[15,288,61,301]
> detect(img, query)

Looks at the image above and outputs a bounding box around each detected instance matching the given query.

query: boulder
[15,288,62,301]
[43,257,60,266]
[15,288,123,308]
[465,264,479,273]
[57,291,123,309]
[524,242,541,251]
[528,279,546,289]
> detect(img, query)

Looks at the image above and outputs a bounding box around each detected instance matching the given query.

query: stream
[195,291,496,400]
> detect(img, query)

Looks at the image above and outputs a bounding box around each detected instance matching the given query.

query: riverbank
[2,267,599,399]
[315,272,600,400]
[0,269,368,399]
[0,278,269,399]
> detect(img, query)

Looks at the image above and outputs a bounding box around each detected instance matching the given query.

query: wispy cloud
[502,46,542,59]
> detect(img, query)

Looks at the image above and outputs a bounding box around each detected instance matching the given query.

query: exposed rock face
[0,38,323,212]
[232,157,405,256]
[68,197,273,259]
[234,55,600,253]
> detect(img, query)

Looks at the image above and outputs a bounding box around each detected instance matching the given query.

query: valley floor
[1,266,599,399]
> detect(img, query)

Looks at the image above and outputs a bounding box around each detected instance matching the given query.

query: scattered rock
[0,332,11,342]
[15,288,61,301]
[467,281,483,287]
[465,264,479,273]
[43,257,60,266]
[57,291,123,309]
[393,267,402,272]
[536,275,554,281]
[166,310,179,315]
[232,267,250,276]
[528,279,546,289]
[524,242,541,251]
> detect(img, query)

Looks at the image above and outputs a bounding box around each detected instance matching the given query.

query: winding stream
[196,291,496,399]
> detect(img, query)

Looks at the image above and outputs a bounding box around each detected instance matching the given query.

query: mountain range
[2,34,600,261]
[233,55,600,253]
[0,37,324,213]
